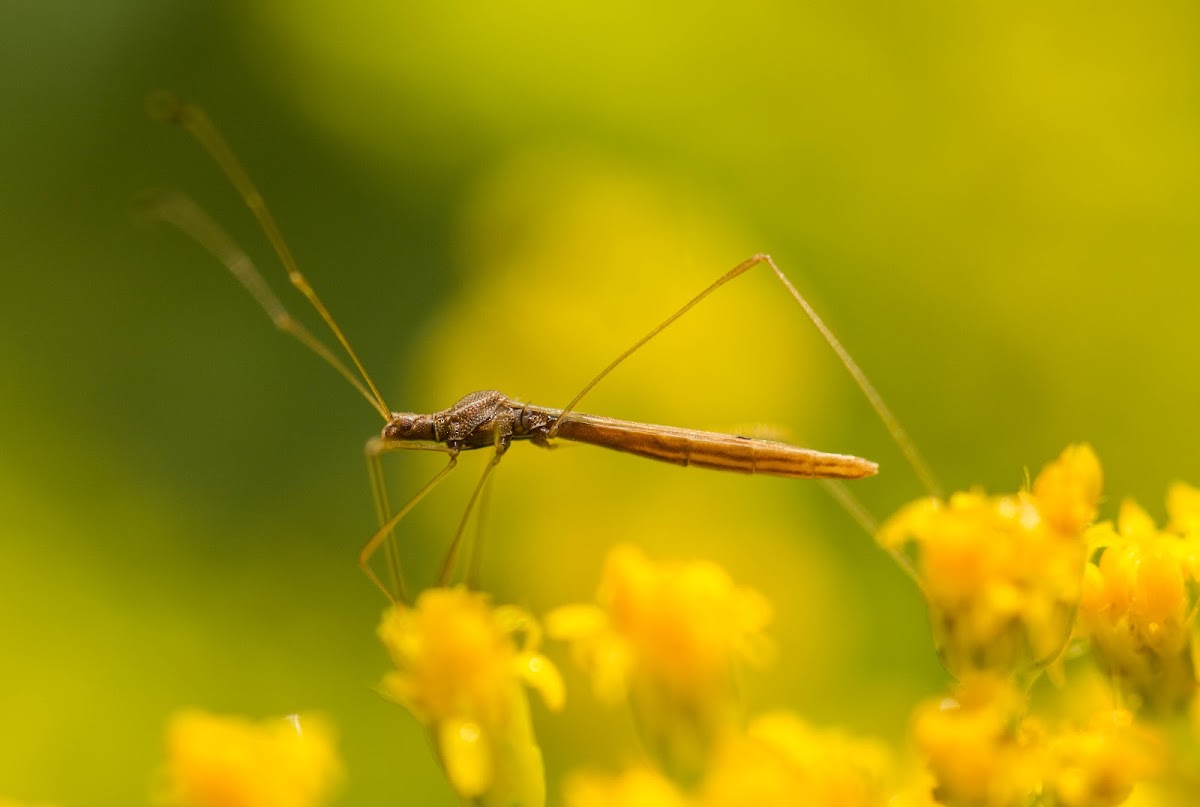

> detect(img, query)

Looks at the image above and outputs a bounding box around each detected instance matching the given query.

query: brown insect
[148,93,914,603]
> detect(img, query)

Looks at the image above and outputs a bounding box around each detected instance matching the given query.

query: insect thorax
[427,391,558,451]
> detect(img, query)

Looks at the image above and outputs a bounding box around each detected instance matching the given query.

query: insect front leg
[362,436,460,603]
[437,429,511,588]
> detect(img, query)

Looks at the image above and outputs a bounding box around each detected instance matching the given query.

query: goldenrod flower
[154,710,342,807]
[910,675,1041,807]
[564,712,890,807]
[546,544,773,780]
[914,678,1164,807]
[377,586,564,806]
[885,773,945,807]
[1079,489,1200,714]
[1043,708,1164,807]
[1032,443,1105,537]
[1167,481,1200,539]
[700,711,892,807]
[564,767,693,807]
[879,444,1102,679]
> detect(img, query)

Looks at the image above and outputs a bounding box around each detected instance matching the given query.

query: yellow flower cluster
[1079,487,1200,713]
[545,545,891,804]
[878,444,1102,679]
[1042,707,1164,807]
[153,710,342,807]
[909,676,1041,807]
[363,545,888,805]
[564,711,891,807]
[376,586,565,805]
[85,445,1198,807]
[909,676,1164,807]
[366,451,1194,807]
[884,446,1200,806]
[546,544,773,779]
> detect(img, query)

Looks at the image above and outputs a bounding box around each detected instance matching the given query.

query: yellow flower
[913,673,1169,807]
[700,711,892,807]
[377,586,564,806]
[564,712,891,807]
[910,675,1041,807]
[563,767,693,807]
[885,773,945,807]
[546,544,772,780]
[1079,491,1200,714]
[1032,443,1105,537]
[1043,708,1163,807]
[154,710,342,807]
[1166,481,1200,539]
[878,444,1102,679]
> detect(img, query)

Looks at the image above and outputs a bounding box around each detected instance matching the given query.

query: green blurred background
[3,1,1199,804]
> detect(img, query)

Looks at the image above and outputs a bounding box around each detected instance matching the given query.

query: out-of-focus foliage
[2,1,1199,805]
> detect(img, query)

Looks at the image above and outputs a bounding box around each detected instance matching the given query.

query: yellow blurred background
[2,1,1198,804]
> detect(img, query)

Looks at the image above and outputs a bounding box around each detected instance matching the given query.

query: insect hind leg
[756,254,941,497]
[553,253,940,502]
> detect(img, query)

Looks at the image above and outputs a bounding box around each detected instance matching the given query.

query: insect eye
[383,415,418,441]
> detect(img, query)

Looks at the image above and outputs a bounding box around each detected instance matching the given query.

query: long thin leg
[553,253,940,498]
[818,479,922,590]
[147,191,387,416]
[360,442,460,603]
[367,446,404,601]
[437,449,506,587]
[759,254,940,497]
[465,468,499,591]
[364,438,506,598]
[818,480,878,535]
[148,93,391,420]
[437,416,513,588]
[439,446,508,586]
